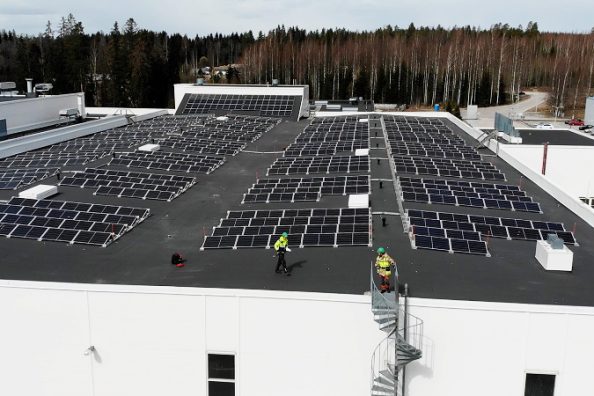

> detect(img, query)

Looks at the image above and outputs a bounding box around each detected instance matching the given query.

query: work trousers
[276,252,287,272]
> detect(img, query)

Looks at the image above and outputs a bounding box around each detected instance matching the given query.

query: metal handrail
[370,263,423,396]
[370,261,397,312]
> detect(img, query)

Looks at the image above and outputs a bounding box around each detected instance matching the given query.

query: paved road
[461,92,550,128]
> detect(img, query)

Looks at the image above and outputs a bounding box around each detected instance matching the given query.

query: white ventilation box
[216,116,229,121]
[138,144,160,152]
[348,194,369,208]
[535,240,573,271]
[19,184,58,200]
[355,148,370,156]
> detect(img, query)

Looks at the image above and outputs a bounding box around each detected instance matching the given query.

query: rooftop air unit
[272,79,279,87]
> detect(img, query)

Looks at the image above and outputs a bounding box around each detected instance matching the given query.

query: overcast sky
[1,0,593,36]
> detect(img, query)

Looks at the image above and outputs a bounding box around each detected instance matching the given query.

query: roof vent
[196,78,204,86]
[546,234,564,250]
[272,79,279,87]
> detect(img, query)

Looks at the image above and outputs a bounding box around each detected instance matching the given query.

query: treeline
[1,17,594,111]
[241,23,594,110]
[0,15,254,107]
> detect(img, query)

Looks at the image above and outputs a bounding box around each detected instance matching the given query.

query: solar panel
[60,168,196,202]
[406,209,576,245]
[202,207,371,250]
[0,197,150,247]
[267,155,370,176]
[109,151,225,174]
[179,94,299,118]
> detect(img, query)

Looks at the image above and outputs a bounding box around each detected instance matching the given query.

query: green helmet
[281,232,288,238]
[377,247,385,254]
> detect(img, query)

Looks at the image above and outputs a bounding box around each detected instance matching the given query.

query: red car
[566,119,585,126]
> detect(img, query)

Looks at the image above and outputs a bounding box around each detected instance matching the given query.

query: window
[525,373,555,396]
[208,354,235,396]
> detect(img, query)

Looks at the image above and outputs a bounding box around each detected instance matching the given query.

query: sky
[0,0,593,36]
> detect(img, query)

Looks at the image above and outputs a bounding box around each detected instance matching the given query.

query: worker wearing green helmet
[375,247,395,293]
[274,232,290,274]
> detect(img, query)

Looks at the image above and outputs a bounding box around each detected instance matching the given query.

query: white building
[0,85,593,396]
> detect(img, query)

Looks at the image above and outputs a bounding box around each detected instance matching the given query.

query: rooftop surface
[1,112,594,307]
[516,129,594,146]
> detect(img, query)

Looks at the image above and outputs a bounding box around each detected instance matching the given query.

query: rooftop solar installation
[59,168,196,202]
[283,141,369,157]
[201,208,372,250]
[178,94,300,118]
[0,197,150,247]
[109,151,225,174]
[0,168,59,190]
[398,176,542,213]
[392,155,505,180]
[267,155,370,176]
[405,209,577,245]
[2,107,594,306]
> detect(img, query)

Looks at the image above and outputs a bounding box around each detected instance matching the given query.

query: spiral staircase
[370,265,423,396]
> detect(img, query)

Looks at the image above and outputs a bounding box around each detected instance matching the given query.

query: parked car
[536,123,554,129]
[566,119,585,126]
[579,124,593,131]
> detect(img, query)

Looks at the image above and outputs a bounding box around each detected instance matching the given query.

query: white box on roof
[19,184,58,200]
[535,240,573,271]
[348,194,369,208]
[138,144,160,152]
[355,149,369,156]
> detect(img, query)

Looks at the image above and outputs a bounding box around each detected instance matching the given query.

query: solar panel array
[406,209,577,245]
[393,155,505,181]
[157,137,246,156]
[384,115,576,257]
[0,152,100,168]
[267,155,369,176]
[243,175,370,204]
[180,94,299,118]
[284,141,368,157]
[202,115,372,250]
[201,208,371,249]
[399,176,542,213]
[295,116,370,143]
[109,151,225,174]
[59,168,196,202]
[0,197,150,247]
[0,112,282,249]
[0,168,59,190]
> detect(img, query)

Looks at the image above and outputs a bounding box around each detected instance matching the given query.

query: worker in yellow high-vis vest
[274,232,290,274]
[375,247,395,293]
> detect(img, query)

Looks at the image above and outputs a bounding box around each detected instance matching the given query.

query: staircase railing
[370,263,423,396]
[370,261,397,312]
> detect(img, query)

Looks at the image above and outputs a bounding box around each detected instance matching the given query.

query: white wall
[0,116,128,159]
[0,281,383,396]
[406,298,594,396]
[500,144,594,197]
[0,93,86,134]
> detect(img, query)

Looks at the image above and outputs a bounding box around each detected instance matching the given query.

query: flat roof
[516,129,594,146]
[1,113,594,307]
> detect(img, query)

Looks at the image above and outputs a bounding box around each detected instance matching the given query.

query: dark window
[208,381,234,396]
[208,354,235,379]
[208,354,235,396]
[525,373,555,396]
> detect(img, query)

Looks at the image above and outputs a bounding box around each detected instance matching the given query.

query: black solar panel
[0,197,150,247]
[180,94,299,118]
[202,207,371,250]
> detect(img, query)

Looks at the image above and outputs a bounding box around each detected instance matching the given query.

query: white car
[535,123,554,129]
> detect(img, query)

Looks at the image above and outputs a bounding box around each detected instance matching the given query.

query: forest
[1,15,593,113]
